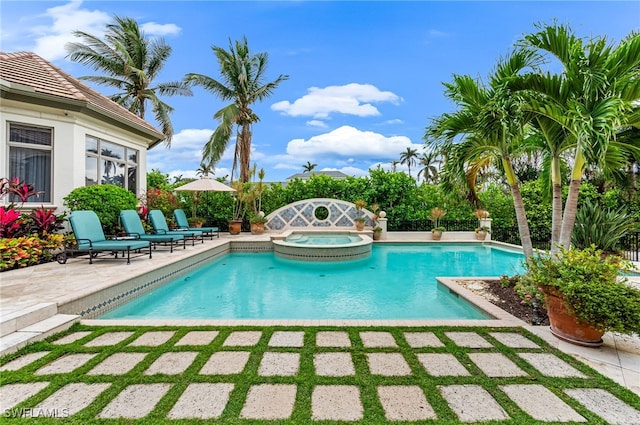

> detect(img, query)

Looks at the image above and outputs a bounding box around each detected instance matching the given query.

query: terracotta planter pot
[373,231,382,241]
[431,230,443,241]
[544,288,604,347]
[251,222,265,235]
[228,220,242,235]
[355,220,365,231]
[475,230,487,240]
[188,222,204,228]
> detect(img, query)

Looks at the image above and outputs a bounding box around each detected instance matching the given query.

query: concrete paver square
[268,331,304,347]
[223,331,262,346]
[489,332,540,348]
[52,332,92,345]
[565,388,640,425]
[445,332,493,348]
[403,332,444,348]
[0,352,50,371]
[500,384,586,422]
[175,331,219,346]
[314,352,355,376]
[200,351,250,375]
[518,353,587,378]
[377,385,436,420]
[439,385,510,422]
[258,352,300,376]
[128,331,175,347]
[417,353,470,376]
[468,353,528,377]
[84,332,134,347]
[33,383,110,417]
[88,353,147,375]
[0,382,49,411]
[144,352,198,375]
[312,385,363,421]
[168,383,234,419]
[240,384,297,419]
[35,353,96,375]
[98,383,171,419]
[316,331,351,347]
[360,331,397,347]
[366,352,412,376]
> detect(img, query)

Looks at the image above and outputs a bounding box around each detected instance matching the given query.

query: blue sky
[2,1,639,182]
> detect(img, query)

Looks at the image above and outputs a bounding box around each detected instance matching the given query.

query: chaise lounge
[148,210,204,246]
[173,208,219,239]
[66,210,152,264]
[120,210,186,253]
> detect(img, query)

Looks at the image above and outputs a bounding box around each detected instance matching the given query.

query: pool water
[101,244,525,320]
[285,233,362,245]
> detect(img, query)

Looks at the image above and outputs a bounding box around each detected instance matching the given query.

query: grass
[1,324,639,424]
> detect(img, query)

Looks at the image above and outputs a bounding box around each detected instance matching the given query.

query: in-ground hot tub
[272,232,372,261]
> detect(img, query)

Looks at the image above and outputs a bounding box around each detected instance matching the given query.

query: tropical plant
[571,199,634,254]
[302,161,317,173]
[0,207,23,238]
[185,36,288,182]
[145,188,180,218]
[27,206,66,236]
[517,246,640,335]
[63,185,138,235]
[1,177,42,206]
[426,48,542,259]
[0,233,64,272]
[416,151,440,184]
[65,16,192,144]
[518,24,640,254]
[429,207,446,231]
[399,147,418,178]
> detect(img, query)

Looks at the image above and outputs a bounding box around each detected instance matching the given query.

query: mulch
[483,279,549,326]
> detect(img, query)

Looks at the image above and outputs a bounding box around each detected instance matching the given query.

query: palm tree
[399,147,418,177]
[185,37,288,182]
[519,24,640,253]
[417,151,441,184]
[426,49,542,259]
[390,160,400,172]
[302,161,317,173]
[65,16,192,144]
[196,161,215,177]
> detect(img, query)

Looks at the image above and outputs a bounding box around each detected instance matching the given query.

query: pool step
[0,303,79,356]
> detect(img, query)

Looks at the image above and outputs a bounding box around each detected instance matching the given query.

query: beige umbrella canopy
[175,177,235,192]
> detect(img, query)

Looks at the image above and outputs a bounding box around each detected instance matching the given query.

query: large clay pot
[228,219,242,235]
[544,288,604,347]
[251,222,264,235]
[355,220,365,231]
[475,230,487,240]
[431,229,443,241]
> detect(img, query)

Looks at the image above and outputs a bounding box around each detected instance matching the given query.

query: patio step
[0,305,79,357]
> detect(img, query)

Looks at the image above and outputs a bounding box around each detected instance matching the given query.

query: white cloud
[382,119,403,125]
[306,120,328,128]
[286,125,420,159]
[272,83,402,119]
[428,29,449,37]
[140,22,181,36]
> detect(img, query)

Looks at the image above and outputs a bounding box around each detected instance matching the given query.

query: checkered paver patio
[1,327,639,423]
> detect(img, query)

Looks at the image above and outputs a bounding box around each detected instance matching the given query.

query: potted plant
[228,180,246,235]
[354,199,367,231]
[250,211,267,235]
[516,245,640,347]
[475,225,491,240]
[372,226,383,241]
[429,207,446,240]
[188,216,206,228]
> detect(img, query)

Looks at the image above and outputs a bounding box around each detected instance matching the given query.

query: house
[0,52,164,210]
[285,170,349,181]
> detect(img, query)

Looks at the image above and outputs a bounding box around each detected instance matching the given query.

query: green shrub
[571,198,634,254]
[63,185,137,234]
[0,233,64,271]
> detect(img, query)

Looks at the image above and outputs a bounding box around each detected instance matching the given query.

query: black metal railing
[621,231,639,262]
[491,226,552,252]
[389,219,477,232]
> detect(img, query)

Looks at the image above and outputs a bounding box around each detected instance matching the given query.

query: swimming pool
[101,244,525,320]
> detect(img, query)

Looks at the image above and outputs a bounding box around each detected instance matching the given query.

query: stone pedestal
[377,218,388,240]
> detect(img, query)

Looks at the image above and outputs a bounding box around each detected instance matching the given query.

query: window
[85,136,139,195]
[8,123,52,203]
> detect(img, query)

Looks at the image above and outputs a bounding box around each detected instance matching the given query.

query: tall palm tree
[390,160,400,172]
[417,151,441,184]
[302,161,317,173]
[519,24,640,253]
[185,37,288,182]
[65,16,192,144]
[399,147,418,177]
[426,49,542,259]
[196,161,215,177]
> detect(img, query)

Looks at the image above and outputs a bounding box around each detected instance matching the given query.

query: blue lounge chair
[148,210,204,246]
[67,210,152,264]
[120,210,186,252]
[173,209,219,239]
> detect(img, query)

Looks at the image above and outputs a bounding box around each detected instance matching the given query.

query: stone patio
[1,327,639,423]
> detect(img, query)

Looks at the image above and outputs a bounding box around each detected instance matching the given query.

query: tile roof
[0,51,164,143]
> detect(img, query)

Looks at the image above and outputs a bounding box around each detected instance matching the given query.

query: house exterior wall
[1,98,149,211]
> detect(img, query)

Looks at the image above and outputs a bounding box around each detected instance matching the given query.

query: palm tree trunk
[555,152,586,253]
[239,125,252,183]
[551,157,563,247]
[503,159,534,259]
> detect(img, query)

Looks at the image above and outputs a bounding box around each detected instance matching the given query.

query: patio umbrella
[175,177,236,192]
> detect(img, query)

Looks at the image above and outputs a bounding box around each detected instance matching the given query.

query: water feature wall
[265,198,376,231]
